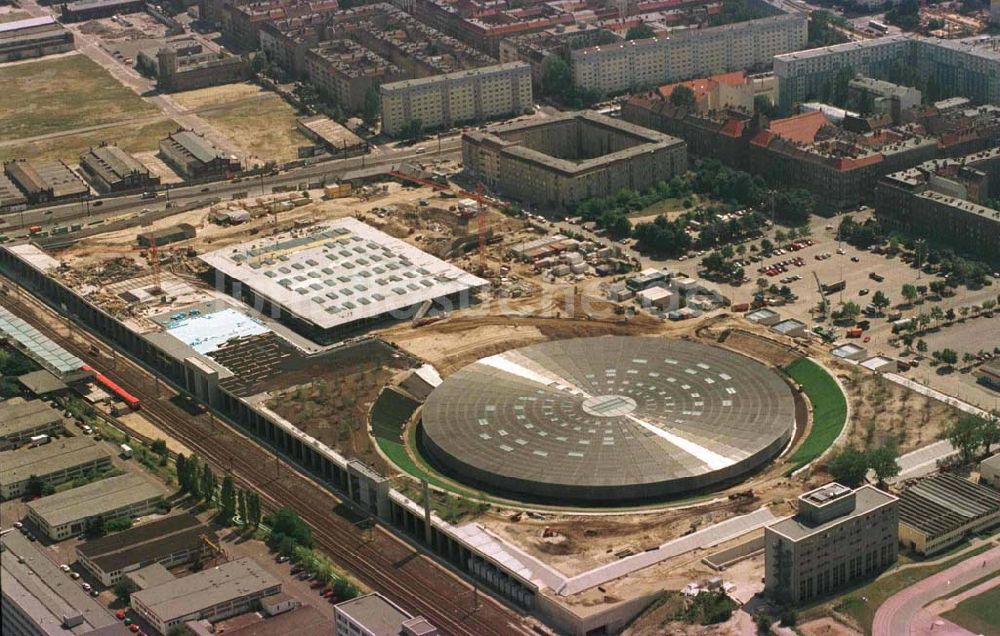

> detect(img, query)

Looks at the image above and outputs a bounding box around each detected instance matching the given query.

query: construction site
[0,168,973,634]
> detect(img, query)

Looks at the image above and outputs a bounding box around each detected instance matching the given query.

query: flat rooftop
[898,473,1000,539]
[0,305,86,378]
[77,513,210,573]
[1,436,109,485]
[27,473,162,528]
[336,593,411,635]
[130,558,280,623]
[381,61,528,92]
[220,605,329,636]
[1,531,122,635]
[199,217,487,331]
[0,398,64,439]
[768,485,896,541]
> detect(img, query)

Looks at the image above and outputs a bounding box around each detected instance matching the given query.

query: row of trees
[827,444,900,487]
[944,414,1000,463]
[176,454,263,528]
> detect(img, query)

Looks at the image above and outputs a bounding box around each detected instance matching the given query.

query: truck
[869,272,885,283]
[29,434,51,447]
[892,317,915,333]
[821,280,846,295]
[846,327,863,338]
[119,444,133,459]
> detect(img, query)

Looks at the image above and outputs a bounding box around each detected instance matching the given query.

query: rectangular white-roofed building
[129,558,281,634]
[199,218,487,343]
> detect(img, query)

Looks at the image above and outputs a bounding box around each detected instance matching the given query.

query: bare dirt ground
[798,617,862,636]
[118,411,192,456]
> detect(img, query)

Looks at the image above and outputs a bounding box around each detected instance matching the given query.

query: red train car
[82,365,141,410]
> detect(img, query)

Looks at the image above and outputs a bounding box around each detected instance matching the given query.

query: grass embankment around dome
[783,358,848,472]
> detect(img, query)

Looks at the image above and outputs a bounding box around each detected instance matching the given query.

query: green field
[832,543,993,634]
[943,584,1000,636]
[0,55,159,142]
[0,118,177,164]
[784,358,847,471]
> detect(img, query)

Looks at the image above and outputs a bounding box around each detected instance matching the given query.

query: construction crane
[474,182,488,272]
[812,270,829,319]
[200,533,228,566]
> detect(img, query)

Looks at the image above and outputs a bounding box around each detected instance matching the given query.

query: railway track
[0,284,533,636]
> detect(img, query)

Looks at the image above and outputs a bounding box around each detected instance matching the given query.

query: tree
[85,516,106,539]
[901,284,918,305]
[362,84,380,125]
[780,608,798,627]
[827,446,869,487]
[930,306,944,323]
[541,56,573,100]
[24,475,47,499]
[669,84,697,110]
[761,238,774,254]
[753,94,776,117]
[939,348,959,367]
[945,415,989,463]
[755,612,774,634]
[200,463,216,504]
[833,301,861,323]
[625,23,655,40]
[916,339,928,354]
[774,229,787,245]
[872,290,890,314]
[247,492,262,530]
[399,119,423,141]
[150,439,168,456]
[267,507,312,548]
[238,489,248,527]
[176,454,189,492]
[219,475,236,525]
[187,455,201,499]
[867,446,900,484]
[106,517,133,532]
[114,578,138,603]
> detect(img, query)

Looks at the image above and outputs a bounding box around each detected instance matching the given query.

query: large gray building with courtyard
[462,111,686,210]
[765,483,898,605]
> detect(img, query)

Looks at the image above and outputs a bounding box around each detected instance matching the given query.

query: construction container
[323,183,352,198]
[846,327,863,338]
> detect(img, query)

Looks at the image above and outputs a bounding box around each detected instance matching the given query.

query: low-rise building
[296,115,367,157]
[0,399,65,450]
[980,452,1000,489]
[76,513,214,585]
[129,558,282,634]
[60,0,145,22]
[158,130,240,180]
[657,71,778,115]
[898,473,1000,555]
[0,436,112,500]
[380,62,533,137]
[1,531,125,636]
[0,171,27,213]
[154,45,249,93]
[0,16,74,63]
[79,144,159,193]
[4,159,88,204]
[335,592,437,636]
[765,483,899,605]
[26,473,164,541]
[976,360,1000,391]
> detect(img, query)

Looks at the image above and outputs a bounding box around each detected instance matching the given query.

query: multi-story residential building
[381,62,532,136]
[223,0,339,51]
[875,147,1000,263]
[463,111,687,209]
[26,473,164,541]
[657,71,778,114]
[0,437,112,500]
[498,24,617,87]
[305,39,404,113]
[79,144,160,193]
[154,45,250,92]
[775,35,1000,112]
[572,11,806,95]
[848,76,922,123]
[259,14,328,79]
[0,16,74,64]
[765,483,899,605]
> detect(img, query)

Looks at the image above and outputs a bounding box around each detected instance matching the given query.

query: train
[82,364,141,410]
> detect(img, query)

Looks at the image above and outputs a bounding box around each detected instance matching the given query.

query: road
[0,139,461,233]
[872,543,1000,636]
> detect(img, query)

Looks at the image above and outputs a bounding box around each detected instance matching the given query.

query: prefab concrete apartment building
[765,483,899,605]
[0,436,111,500]
[380,62,533,137]
[26,473,164,541]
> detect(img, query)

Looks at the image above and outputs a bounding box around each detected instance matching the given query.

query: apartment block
[305,39,403,113]
[765,483,898,605]
[381,62,532,137]
[223,0,339,51]
[572,12,806,94]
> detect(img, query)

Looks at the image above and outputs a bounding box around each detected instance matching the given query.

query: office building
[26,473,164,541]
[129,558,281,634]
[462,111,687,210]
[381,62,532,137]
[0,436,112,500]
[335,593,437,636]
[898,473,1000,555]
[572,12,806,94]
[1,531,125,636]
[0,16,74,63]
[76,513,214,585]
[765,483,898,605]
[158,130,240,180]
[79,144,159,193]
[0,399,65,450]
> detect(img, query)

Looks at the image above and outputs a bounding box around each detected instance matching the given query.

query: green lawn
[784,358,847,471]
[833,544,993,634]
[0,55,159,142]
[943,584,1000,636]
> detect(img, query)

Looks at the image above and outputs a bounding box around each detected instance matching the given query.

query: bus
[869,20,889,33]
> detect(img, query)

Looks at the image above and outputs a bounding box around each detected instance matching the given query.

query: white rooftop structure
[199,218,487,333]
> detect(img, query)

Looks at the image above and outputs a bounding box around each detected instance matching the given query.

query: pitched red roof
[765,111,829,145]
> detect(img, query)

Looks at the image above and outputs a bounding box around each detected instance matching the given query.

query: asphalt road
[0,140,461,234]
